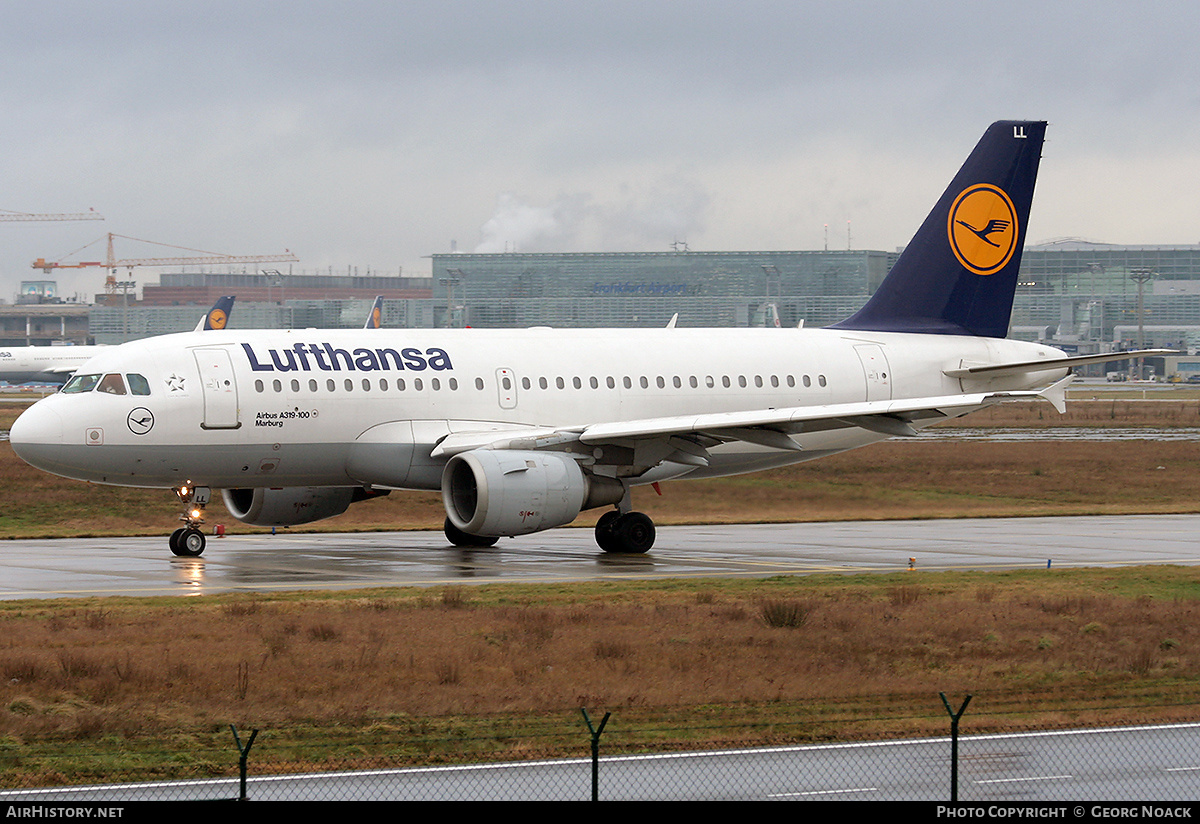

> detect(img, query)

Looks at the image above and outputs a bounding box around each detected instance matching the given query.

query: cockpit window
[127,373,151,396]
[97,374,127,395]
[61,374,101,394]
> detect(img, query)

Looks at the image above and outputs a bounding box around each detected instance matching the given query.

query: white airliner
[0,296,235,386]
[0,344,104,385]
[8,122,1164,557]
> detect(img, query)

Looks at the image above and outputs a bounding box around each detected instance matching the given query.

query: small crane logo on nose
[127,408,155,435]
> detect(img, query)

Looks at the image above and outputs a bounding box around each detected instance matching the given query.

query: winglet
[197,295,235,331]
[364,296,384,329]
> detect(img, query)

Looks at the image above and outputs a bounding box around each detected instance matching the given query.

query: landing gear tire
[444,517,499,548]
[597,511,655,554]
[594,510,621,553]
[171,527,206,557]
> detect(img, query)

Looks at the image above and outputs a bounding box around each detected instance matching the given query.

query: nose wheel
[169,527,206,557]
[171,485,210,557]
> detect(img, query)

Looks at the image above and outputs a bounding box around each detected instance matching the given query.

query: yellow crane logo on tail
[947,183,1018,276]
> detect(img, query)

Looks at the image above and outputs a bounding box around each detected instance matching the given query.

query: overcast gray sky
[2,0,1197,300]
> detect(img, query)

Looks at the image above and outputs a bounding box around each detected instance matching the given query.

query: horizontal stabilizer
[945,349,1174,379]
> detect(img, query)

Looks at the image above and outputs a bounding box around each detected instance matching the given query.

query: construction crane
[1,208,104,222]
[32,232,298,274]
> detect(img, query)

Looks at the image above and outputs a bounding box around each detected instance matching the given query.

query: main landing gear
[170,485,210,557]
[594,510,656,554]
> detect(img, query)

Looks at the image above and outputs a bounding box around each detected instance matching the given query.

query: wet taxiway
[1,514,1198,599]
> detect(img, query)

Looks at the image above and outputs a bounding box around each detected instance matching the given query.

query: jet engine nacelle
[441,450,623,538]
[222,486,358,527]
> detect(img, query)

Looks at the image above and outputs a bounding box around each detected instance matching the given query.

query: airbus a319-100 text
[9,122,1162,557]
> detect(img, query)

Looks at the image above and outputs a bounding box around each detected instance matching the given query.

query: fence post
[581,708,610,801]
[230,724,259,801]
[939,693,971,802]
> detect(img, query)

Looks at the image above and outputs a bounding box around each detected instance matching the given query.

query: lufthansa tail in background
[9,121,1161,558]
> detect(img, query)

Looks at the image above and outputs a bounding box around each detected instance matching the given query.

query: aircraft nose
[9,402,64,467]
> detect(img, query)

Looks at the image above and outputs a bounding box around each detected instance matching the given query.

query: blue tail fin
[200,295,235,331]
[832,120,1046,338]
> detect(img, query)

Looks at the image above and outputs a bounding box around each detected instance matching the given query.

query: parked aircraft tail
[833,120,1046,338]
[365,296,383,329]
[196,295,235,332]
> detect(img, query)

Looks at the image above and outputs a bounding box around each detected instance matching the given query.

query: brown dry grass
[643,440,1200,525]
[2,570,1200,767]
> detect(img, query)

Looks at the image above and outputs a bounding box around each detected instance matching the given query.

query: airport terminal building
[427,242,1200,350]
[428,249,895,329]
[20,241,1200,372]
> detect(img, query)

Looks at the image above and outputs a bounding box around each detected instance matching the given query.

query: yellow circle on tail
[947,184,1018,276]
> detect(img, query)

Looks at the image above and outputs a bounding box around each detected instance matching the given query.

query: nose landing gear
[170,485,210,557]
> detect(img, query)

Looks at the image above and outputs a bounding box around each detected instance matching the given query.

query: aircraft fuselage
[9,326,1066,491]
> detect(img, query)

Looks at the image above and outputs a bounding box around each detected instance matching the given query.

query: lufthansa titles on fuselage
[241,342,453,373]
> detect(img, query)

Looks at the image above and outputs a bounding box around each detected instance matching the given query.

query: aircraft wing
[430,377,1072,461]
[945,349,1172,379]
[577,378,1070,444]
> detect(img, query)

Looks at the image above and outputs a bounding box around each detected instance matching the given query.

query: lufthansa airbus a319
[9,122,1163,557]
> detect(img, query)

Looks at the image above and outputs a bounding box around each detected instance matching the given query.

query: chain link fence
[3,692,1200,801]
